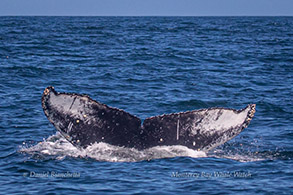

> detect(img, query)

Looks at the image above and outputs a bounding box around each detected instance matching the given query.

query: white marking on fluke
[176,119,180,140]
[67,122,73,132]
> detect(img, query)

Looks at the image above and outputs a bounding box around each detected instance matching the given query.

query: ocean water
[0,16,292,194]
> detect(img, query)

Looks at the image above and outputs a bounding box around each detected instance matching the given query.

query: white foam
[210,149,266,162]
[20,133,269,163]
[20,133,206,162]
[222,154,265,162]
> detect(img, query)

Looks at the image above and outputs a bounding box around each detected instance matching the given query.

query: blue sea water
[0,16,292,194]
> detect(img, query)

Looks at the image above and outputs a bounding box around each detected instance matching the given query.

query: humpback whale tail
[42,86,255,151]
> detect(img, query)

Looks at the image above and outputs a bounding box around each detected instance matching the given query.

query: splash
[209,149,266,162]
[20,133,207,162]
[21,133,280,162]
[208,138,286,162]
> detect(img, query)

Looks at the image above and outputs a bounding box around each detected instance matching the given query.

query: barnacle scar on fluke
[42,86,255,151]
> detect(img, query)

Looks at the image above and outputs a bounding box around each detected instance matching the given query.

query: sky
[0,0,292,16]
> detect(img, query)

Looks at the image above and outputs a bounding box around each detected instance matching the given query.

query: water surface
[0,16,292,194]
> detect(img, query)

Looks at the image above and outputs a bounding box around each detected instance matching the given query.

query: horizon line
[0,15,292,17]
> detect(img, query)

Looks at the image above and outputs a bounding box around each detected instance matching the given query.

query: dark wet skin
[42,86,255,151]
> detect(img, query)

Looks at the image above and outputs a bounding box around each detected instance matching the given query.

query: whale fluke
[42,86,255,151]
